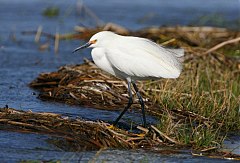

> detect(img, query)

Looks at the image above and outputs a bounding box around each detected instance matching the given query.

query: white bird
[73,31,184,127]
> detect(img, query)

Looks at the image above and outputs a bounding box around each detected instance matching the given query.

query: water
[0,0,239,162]
[0,130,235,163]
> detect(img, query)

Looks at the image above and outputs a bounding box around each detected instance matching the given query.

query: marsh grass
[145,53,240,148]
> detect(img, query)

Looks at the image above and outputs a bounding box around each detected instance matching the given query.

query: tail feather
[166,48,184,57]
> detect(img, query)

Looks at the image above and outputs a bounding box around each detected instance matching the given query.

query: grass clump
[42,6,59,17]
[145,53,240,149]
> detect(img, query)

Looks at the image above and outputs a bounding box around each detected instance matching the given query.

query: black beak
[72,42,91,53]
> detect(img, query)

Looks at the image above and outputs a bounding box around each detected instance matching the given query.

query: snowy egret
[73,31,184,127]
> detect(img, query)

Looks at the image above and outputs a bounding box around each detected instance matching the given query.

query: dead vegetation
[0,107,177,150]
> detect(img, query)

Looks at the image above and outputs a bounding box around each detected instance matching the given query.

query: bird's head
[72,31,117,53]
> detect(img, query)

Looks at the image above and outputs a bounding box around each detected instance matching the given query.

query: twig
[7,121,35,127]
[201,146,218,152]
[22,31,79,40]
[54,32,59,54]
[35,26,42,43]
[204,37,240,55]
[69,92,80,101]
[83,79,124,84]
[137,126,149,133]
[126,136,145,142]
[151,125,180,145]
[161,38,176,46]
[22,31,55,39]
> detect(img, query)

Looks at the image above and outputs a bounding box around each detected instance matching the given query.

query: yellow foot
[136,133,146,137]
[107,124,115,130]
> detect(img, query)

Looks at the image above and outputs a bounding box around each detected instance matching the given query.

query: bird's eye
[90,39,97,44]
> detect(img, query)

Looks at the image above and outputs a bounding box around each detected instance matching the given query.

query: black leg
[132,82,146,128]
[113,80,133,126]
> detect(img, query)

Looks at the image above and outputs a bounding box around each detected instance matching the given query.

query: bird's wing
[132,38,184,66]
[165,48,184,57]
[105,46,181,79]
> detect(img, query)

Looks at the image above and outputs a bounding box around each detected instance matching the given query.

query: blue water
[0,0,239,162]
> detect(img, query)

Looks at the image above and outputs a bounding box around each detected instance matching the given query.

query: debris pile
[0,107,179,151]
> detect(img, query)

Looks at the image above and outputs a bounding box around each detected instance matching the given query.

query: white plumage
[90,31,183,80]
[73,31,184,127]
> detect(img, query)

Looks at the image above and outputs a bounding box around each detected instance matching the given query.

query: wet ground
[0,0,239,162]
